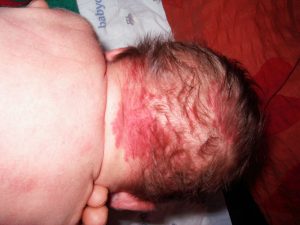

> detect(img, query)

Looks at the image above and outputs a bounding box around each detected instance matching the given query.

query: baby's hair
[112,37,263,202]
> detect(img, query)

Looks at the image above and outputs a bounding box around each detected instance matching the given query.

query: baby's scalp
[110,37,263,202]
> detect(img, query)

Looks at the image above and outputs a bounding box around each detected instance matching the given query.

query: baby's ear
[105,48,128,62]
[27,0,49,8]
[110,192,155,211]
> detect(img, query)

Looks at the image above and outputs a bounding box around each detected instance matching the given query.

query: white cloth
[77,0,172,50]
[108,192,232,225]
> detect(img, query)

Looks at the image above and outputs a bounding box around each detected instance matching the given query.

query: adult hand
[82,185,109,225]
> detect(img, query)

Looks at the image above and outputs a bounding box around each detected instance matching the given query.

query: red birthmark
[112,81,160,161]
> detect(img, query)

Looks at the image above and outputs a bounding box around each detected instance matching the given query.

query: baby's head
[103,37,263,205]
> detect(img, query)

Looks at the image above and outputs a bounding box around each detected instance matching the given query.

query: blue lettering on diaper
[126,13,134,25]
[95,0,106,28]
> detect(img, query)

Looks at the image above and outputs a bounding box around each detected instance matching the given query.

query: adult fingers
[82,206,108,225]
[87,185,108,208]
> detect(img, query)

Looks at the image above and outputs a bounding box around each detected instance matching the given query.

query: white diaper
[77,0,172,50]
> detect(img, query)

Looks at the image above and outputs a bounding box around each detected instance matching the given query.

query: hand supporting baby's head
[107,37,263,204]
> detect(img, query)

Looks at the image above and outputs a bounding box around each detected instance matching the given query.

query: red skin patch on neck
[112,83,158,161]
[111,58,168,162]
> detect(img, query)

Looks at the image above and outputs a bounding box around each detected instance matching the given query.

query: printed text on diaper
[95,0,106,28]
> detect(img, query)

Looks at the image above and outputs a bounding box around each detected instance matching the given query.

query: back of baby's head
[113,37,263,202]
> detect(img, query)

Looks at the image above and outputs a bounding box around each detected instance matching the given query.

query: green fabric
[46,0,79,13]
[14,0,30,3]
